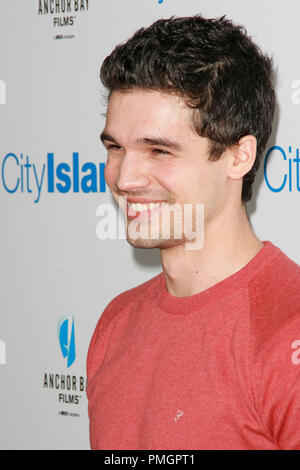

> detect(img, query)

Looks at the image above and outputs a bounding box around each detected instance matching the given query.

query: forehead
[105,89,194,142]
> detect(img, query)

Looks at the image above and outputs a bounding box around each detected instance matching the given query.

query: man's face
[101,89,229,249]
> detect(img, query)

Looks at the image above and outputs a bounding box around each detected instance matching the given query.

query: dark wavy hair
[100,15,276,203]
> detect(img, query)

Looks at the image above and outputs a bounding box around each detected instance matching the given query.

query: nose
[116,151,151,193]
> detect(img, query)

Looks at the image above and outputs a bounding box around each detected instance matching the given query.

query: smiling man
[87,15,300,450]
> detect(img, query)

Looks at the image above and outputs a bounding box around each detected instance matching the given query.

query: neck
[159,202,263,298]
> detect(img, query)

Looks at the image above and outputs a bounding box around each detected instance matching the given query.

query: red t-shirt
[87,241,300,450]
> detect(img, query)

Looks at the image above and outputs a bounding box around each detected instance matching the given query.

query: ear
[228,135,257,180]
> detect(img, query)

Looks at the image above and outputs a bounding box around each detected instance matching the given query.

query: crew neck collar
[158,240,281,315]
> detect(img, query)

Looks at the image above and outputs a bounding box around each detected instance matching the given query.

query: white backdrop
[0,0,299,450]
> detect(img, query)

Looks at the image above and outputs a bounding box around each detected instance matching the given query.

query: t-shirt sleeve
[86,277,159,385]
[86,301,118,386]
[252,314,300,450]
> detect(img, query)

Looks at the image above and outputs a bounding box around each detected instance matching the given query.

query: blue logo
[58,316,76,368]
[0,152,106,203]
[264,145,300,193]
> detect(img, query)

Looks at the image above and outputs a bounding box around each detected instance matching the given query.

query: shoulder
[98,272,162,330]
[248,245,300,354]
[86,272,162,380]
[245,246,300,448]
[87,273,162,353]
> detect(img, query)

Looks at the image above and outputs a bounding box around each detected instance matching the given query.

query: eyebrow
[100,132,117,144]
[100,132,184,151]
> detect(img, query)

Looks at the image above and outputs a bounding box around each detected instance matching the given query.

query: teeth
[128,202,165,212]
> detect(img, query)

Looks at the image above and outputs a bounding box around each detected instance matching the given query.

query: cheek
[154,163,184,194]
[158,166,218,206]
[104,160,119,189]
[156,164,202,201]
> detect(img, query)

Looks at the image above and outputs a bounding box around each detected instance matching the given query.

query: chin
[126,234,185,250]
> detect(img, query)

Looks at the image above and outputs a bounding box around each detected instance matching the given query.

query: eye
[106,144,122,152]
[152,148,171,155]
[107,144,121,151]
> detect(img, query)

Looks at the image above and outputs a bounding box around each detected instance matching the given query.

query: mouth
[127,201,167,220]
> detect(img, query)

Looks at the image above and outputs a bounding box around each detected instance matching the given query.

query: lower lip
[127,203,166,220]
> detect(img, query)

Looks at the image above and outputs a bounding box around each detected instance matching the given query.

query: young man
[87,15,300,450]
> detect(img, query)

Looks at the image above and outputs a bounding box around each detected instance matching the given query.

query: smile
[127,201,167,220]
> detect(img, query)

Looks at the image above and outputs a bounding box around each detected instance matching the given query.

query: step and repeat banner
[0,0,300,450]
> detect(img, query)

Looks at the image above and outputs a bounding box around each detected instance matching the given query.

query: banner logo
[37,0,90,40]
[0,152,106,203]
[58,316,76,367]
[264,145,300,193]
